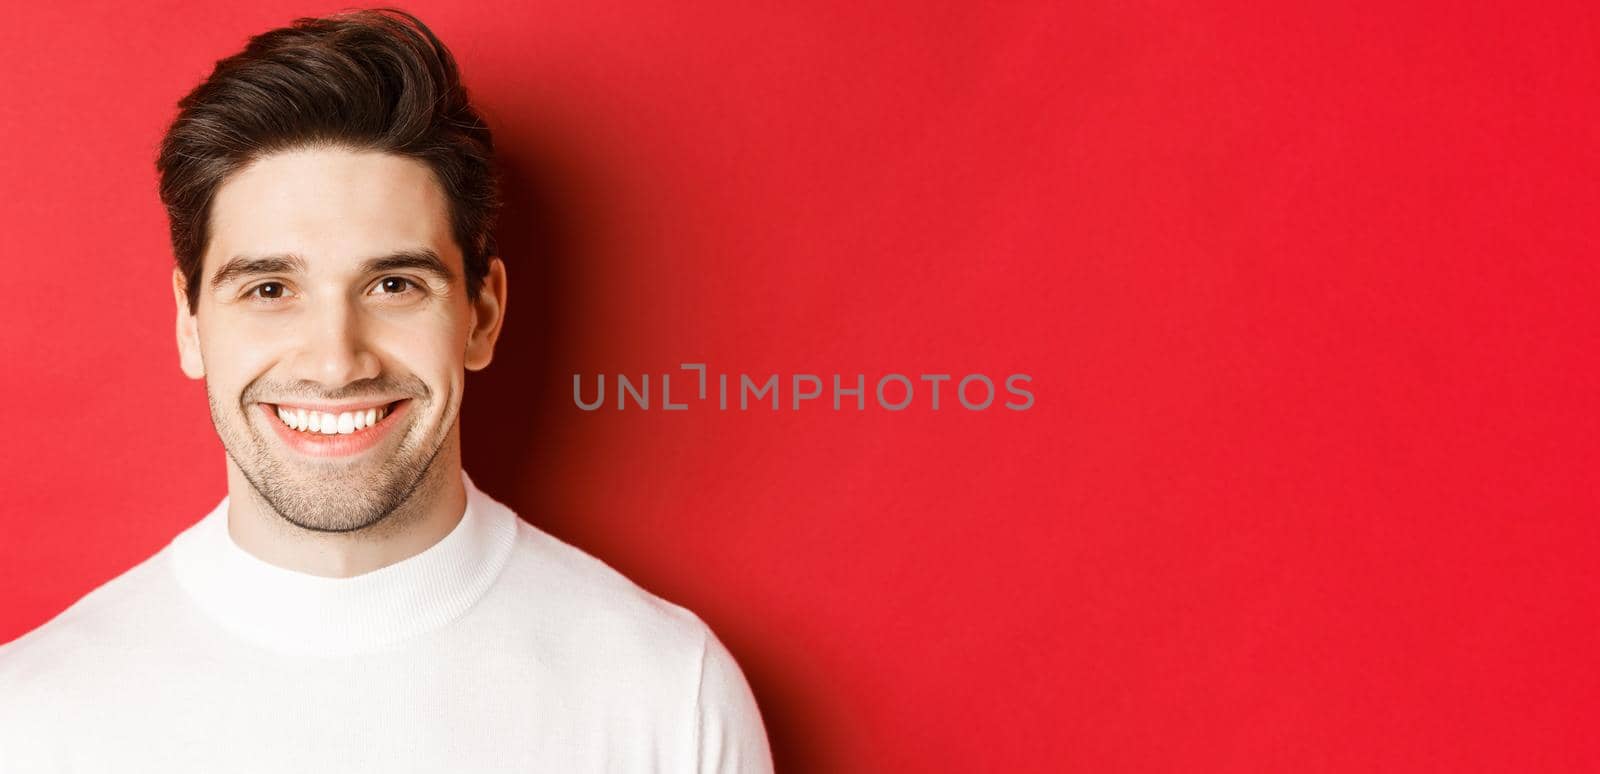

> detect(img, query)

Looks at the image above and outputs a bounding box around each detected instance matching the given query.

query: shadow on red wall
[457,129,822,770]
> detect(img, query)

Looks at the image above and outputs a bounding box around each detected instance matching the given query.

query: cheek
[197,318,287,392]
[373,314,468,386]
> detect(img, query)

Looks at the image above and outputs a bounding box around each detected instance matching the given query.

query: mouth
[257,399,412,458]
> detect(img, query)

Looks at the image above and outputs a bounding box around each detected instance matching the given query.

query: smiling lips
[259,399,409,457]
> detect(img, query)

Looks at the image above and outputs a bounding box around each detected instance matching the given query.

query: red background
[3,1,1597,770]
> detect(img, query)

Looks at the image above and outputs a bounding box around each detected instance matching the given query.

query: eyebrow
[209,253,306,292]
[209,249,456,292]
[360,249,456,283]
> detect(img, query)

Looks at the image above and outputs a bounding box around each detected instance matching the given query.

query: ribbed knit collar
[170,470,519,657]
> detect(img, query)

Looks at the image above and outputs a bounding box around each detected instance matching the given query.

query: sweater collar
[170,470,519,656]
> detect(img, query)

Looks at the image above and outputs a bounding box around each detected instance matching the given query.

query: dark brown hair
[157,7,499,313]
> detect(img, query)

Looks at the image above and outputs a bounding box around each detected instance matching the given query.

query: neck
[222,445,466,578]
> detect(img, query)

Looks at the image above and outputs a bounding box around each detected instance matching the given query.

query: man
[0,9,773,772]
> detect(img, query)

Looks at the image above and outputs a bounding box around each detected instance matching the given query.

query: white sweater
[0,472,773,773]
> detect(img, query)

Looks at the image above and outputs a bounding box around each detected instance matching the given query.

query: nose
[286,296,381,388]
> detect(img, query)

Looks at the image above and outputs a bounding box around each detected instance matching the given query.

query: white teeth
[275,403,392,434]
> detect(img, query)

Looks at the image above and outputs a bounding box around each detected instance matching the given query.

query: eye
[373,276,418,295]
[247,281,290,300]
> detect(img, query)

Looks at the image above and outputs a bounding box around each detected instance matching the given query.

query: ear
[465,257,508,371]
[173,268,205,379]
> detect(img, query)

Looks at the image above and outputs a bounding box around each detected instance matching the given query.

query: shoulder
[497,518,715,663]
[485,518,773,769]
[0,546,180,709]
[445,476,775,769]
[0,548,175,663]
[463,488,721,686]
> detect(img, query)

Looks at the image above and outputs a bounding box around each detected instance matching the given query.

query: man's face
[175,147,503,532]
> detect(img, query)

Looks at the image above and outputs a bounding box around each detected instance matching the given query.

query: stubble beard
[207,380,453,534]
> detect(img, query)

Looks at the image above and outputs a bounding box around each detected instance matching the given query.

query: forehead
[205,147,455,274]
